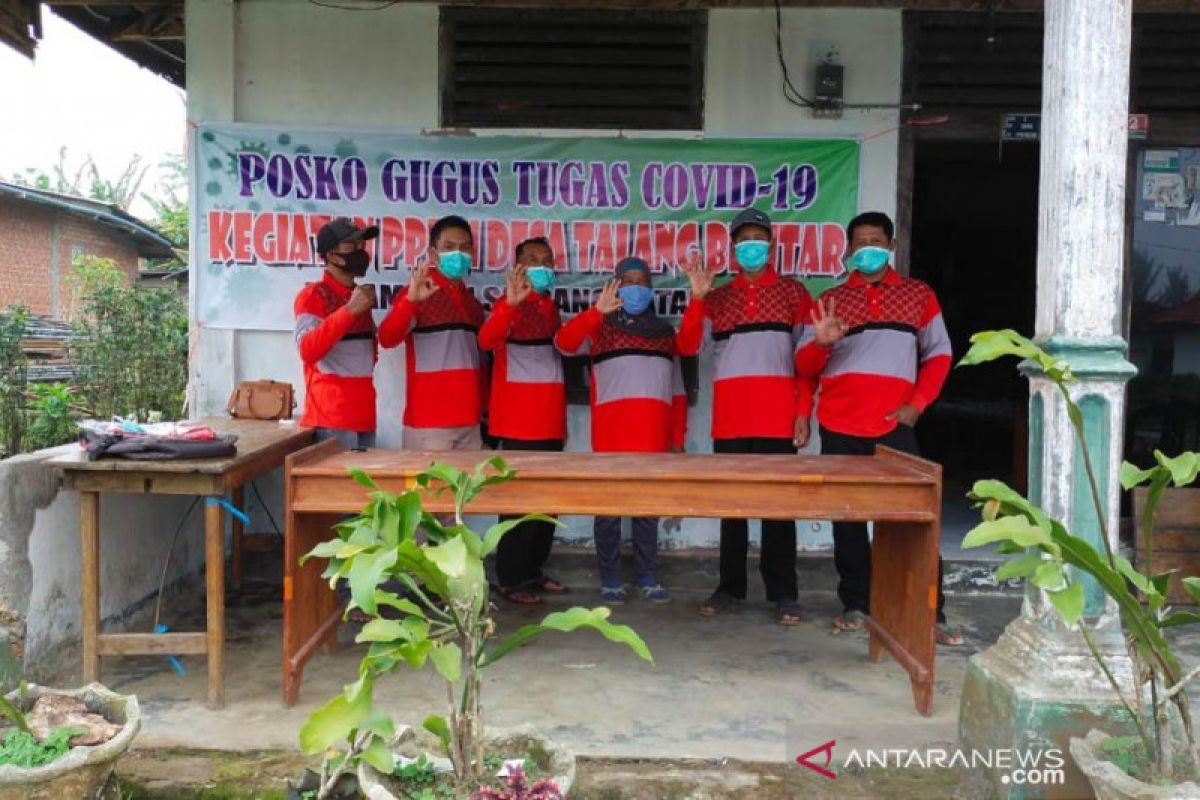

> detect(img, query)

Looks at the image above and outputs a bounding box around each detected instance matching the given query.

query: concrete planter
[358,725,575,799]
[1070,729,1200,800]
[0,683,140,800]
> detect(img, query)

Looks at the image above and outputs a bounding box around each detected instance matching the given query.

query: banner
[194,124,860,330]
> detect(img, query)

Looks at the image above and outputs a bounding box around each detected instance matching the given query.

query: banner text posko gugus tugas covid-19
[194,125,860,330]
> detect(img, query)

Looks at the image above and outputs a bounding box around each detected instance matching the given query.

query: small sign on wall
[1000,113,1150,141]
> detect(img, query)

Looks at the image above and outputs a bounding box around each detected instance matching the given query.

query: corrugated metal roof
[0,181,177,260]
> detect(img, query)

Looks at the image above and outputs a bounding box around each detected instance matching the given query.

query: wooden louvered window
[440,7,706,130]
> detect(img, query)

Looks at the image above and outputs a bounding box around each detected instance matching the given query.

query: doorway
[908,140,1040,551]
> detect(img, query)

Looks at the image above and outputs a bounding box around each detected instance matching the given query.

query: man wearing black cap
[678,207,823,625]
[294,217,383,449]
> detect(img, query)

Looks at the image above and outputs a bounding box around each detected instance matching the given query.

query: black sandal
[699,591,740,617]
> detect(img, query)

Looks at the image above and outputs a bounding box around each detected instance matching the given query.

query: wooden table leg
[283,511,342,706]
[80,491,101,684]
[867,519,939,717]
[230,485,245,592]
[204,498,226,709]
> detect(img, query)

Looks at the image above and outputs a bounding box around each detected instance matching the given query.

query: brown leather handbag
[225,380,296,420]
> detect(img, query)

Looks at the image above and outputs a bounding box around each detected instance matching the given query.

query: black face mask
[333,249,371,277]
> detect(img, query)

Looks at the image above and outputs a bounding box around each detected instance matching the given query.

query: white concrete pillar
[959,2,1138,797]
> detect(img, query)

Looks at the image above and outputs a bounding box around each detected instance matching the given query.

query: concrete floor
[74,563,1025,764]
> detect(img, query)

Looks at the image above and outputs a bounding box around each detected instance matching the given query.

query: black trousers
[820,425,947,623]
[494,437,563,588]
[713,437,798,602]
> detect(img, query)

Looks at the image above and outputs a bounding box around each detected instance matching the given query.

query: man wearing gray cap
[678,208,831,625]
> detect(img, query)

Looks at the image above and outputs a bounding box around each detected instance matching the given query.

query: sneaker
[600,584,628,605]
[639,583,672,603]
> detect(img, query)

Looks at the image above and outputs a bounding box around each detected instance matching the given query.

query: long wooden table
[283,442,943,715]
[54,418,313,708]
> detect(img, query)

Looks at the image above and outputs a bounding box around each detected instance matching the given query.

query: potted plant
[959,329,1200,798]
[297,457,653,800]
[0,682,140,800]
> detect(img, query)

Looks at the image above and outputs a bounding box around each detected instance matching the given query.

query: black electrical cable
[307,0,401,10]
[152,496,200,632]
[775,0,815,109]
[250,480,284,539]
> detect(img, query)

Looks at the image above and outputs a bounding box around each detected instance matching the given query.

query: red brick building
[0,181,176,321]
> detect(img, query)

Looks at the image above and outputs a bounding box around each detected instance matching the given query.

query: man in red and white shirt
[379,215,485,451]
[294,217,383,450]
[795,211,960,644]
[479,237,568,604]
[678,208,813,625]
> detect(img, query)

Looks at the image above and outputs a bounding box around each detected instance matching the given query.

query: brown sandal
[497,586,543,605]
[531,575,568,594]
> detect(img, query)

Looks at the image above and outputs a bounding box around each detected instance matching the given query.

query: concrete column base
[959,616,1137,799]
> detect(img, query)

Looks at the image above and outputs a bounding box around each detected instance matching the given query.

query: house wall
[186,0,903,549]
[0,196,142,320]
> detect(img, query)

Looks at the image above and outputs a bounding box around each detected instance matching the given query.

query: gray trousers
[315,428,376,449]
[594,516,659,586]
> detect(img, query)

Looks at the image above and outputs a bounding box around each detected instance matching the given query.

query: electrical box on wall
[813,62,844,119]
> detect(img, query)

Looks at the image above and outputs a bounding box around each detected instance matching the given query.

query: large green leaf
[397,640,432,669]
[425,536,468,579]
[1119,461,1158,491]
[349,468,379,490]
[299,676,374,754]
[968,479,1052,532]
[962,516,1055,553]
[302,538,345,564]
[361,734,395,774]
[374,590,426,619]
[1031,561,1067,591]
[358,711,395,741]
[429,643,462,683]
[1114,555,1153,596]
[1160,610,1200,629]
[1156,451,1200,488]
[1047,580,1085,628]
[422,715,451,755]
[357,619,406,644]
[481,514,563,558]
[482,606,653,667]
[349,548,398,615]
[957,330,1039,367]
[995,554,1043,582]
[1181,577,1200,606]
[396,491,422,544]
[393,542,451,598]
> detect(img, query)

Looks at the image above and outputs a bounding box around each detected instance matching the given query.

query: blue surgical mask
[734,240,770,272]
[437,251,472,280]
[525,266,555,294]
[618,285,654,315]
[848,246,891,274]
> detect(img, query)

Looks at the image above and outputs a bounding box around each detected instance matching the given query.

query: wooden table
[54,418,313,708]
[283,443,943,715]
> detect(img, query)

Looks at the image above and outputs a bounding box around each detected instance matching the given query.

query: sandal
[530,575,568,595]
[496,585,543,605]
[777,600,803,626]
[699,591,740,617]
[833,609,867,632]
[600,584,628,605]
[937,623,964,646]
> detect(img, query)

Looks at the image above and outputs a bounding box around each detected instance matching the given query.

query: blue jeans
[594,517,659,587]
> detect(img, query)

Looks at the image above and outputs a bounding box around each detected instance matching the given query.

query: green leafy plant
[0,726,85,768]
[0,305,29,458]
[24,383,79,450]
[298,457,653,798]
[960,329,1200,782]
[69,256,187,422]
